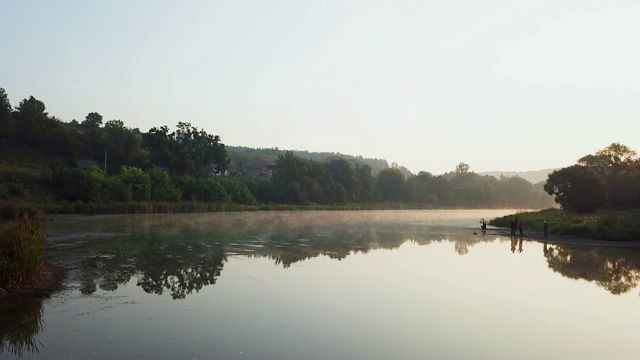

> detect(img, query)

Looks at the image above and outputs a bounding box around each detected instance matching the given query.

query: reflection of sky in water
[4,210,640,359]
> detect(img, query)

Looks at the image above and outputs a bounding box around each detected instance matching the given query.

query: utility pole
[104,150,108,173]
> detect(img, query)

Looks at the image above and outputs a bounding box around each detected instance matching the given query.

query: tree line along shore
[1,86,554,219]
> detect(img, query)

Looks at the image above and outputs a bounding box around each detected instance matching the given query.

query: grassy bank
[489,208,640,241]
[0,215,46,296]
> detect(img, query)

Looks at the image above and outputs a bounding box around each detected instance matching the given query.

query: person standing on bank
[511,218,517,236]
[543,221,549,238]
[518,219,524,236]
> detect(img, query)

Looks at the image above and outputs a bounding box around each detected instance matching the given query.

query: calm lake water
[3,210,640,359]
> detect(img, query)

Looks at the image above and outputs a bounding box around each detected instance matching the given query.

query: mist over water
[4,210,640,359]
[48,209,513,235]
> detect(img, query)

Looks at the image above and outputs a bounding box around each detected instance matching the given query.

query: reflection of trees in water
[80,248,137,294]
[72,220,498,298]
[249,224,420,268]
[79,238,226,300]
[0,301,43,358]
[413,229,495,256]
[136,243,225,300]
[454,241,470,255]
[452,236,495,256]
[255,225,402,268]
[545,244,640,295]
[76,224,640,300]
[244,225,491,267]
[53,212,640,301]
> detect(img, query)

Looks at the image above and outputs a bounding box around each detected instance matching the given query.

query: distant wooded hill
[478,169,558,184]
[228,146,556,183]
[226,146,391,175]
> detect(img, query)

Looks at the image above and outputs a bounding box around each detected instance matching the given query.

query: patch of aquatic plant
[0,214,46,294]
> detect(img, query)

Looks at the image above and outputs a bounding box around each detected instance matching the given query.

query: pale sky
[2,0,639,175]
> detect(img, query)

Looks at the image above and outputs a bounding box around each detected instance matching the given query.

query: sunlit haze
[2,0,639,174]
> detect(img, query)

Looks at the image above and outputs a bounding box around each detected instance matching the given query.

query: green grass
[489,208,640,241]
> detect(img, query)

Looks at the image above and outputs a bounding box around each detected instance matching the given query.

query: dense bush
[148,167,181,201]
[0,214,46,293]
[51,166,107,202]
[117,166,151,201]
[198,178,229,202]
[217,177,257,205]
[103,177,132,202]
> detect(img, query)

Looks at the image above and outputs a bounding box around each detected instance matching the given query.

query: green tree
[104,120,146,170]
[376,168,406,202]
[271,151,311,204]
[10,95,76,156]
[174,176,229,202]
[355,164,374,203]
[447,164,487,207]
[175,175,199,201]
[573,143,640,209]
[117,167,151,201]
[216,177,256,205]
[104,177,133,202]
[544,165,607,213]
[15,96,49,146]
[16,96,47,121]
[0,87,10,118]
[406,171,439,205]
[455,162,470,174]
[577,142,637,180]
[52,166,107,202]
[0,87,15,142]
[307,161,332,204]
[607,173,640,208]
[495,176,534,208]
[326,158,360,204]
[142,126,194,175]
[476,175,498,207]
[148,168,181,201]
[82,112,103,128]
[196,178,229,202]
[175,122,230,176]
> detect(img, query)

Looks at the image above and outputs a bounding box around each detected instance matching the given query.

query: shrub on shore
[0,214,46,294]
